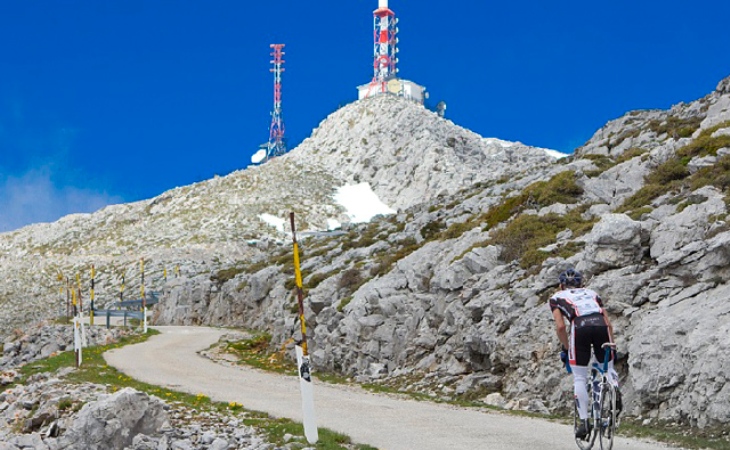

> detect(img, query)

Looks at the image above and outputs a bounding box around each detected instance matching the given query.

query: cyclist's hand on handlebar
[560,349,568,365]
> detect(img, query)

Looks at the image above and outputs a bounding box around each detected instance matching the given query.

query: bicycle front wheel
[574,385,597,450]
[599,382,616,450]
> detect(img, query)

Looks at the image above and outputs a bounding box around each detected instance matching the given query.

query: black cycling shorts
[571,315,612,367]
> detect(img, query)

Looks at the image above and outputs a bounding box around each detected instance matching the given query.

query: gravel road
[104,326,682,450]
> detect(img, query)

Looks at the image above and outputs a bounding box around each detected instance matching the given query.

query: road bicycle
[571,342,620,450]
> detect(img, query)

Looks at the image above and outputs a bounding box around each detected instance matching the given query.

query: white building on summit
[357,0,427,104]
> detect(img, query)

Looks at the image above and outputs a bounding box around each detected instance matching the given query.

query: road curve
[104,326,681,450]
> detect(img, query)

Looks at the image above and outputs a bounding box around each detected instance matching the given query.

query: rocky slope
[154,77,730,433]
[0,95,556,336]
[3,78,730,438]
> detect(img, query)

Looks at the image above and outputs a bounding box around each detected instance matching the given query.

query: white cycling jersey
[549,288,603,322]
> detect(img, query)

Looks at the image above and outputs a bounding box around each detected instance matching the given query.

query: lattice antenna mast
[371,0,398,93]
[267,44,287,160]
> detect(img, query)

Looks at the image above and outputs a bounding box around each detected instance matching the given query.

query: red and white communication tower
[267,44,287,160]
[357,1,426,104]
[371,0,398,92]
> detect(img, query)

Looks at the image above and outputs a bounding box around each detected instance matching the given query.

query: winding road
[104,326,681,450]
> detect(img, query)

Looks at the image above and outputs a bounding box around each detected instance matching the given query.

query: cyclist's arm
[602,309,615,343]
[552,308,570,349]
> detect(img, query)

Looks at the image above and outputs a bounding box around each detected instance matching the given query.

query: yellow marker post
[120,273,125,303]
[65,276,70,318]
[71,287,81,367]
[76,273,82,314]
[57,273,64,318]
[90,265,95,326]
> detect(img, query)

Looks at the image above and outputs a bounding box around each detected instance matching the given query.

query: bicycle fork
[592,375,601,421]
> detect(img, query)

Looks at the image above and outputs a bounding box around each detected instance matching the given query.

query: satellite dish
[251,149,267,164]
[437,101,446,117]
[387,79,401,93]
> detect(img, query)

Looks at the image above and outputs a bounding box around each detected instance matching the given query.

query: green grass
[337,296,353,312]
[648,115,703,139]
[17,328,377,450]
[223,332,294,375]
[487,209,595,270]
[619,122,730,215]
[618,418,730,450]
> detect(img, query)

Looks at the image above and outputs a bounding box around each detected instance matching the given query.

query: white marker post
[73,317,82,367]
[290,212,318,444]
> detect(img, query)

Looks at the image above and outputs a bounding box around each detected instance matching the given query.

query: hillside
[3,76,730,437]
[0,94,556,334]
[153,76,730,433]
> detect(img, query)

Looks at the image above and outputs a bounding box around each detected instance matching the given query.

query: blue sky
[1,0,729,232]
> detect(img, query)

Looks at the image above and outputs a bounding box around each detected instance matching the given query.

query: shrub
[341,223,381,251]
[522,171,584,207]
[210,267,245,285]
[337,296,353,312]
[649,115,703,139]
[420,220,446,240]
[609,128,641,148]
[488,210,594,270]
[676,121,730,159]
[583,154,615,171]
[619,184,671,212]
[307,272,331,289]
[615,147,649,164]
[619,123,730,212]
[689,154,730,192]
[646,158,689,185]
[338,268,363,292]
[482,194,525,229]
[628,206,653,221]
[441,220,476,240]
[489,214,560,266]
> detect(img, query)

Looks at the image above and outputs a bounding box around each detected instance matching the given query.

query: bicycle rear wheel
[599,382,616,450]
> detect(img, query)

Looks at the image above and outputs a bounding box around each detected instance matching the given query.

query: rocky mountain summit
[0,94,556,334]
[3,76,730,441]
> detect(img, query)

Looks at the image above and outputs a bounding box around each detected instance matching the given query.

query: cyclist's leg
[591,326,612,365]
[571,325,593,421]
[572,365,590,420]
[591,326,619,387]
[591,326,622,416]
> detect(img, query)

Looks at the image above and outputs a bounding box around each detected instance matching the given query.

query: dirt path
[104,326,681,450]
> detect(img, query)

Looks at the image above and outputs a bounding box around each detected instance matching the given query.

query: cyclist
[549,268,620,438]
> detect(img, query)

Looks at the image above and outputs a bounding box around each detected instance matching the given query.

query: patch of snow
[259,213,286,232]
[327,219,341,230]
[544,149,570,159]
[333,183,396,223]
[483,138,516,148]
